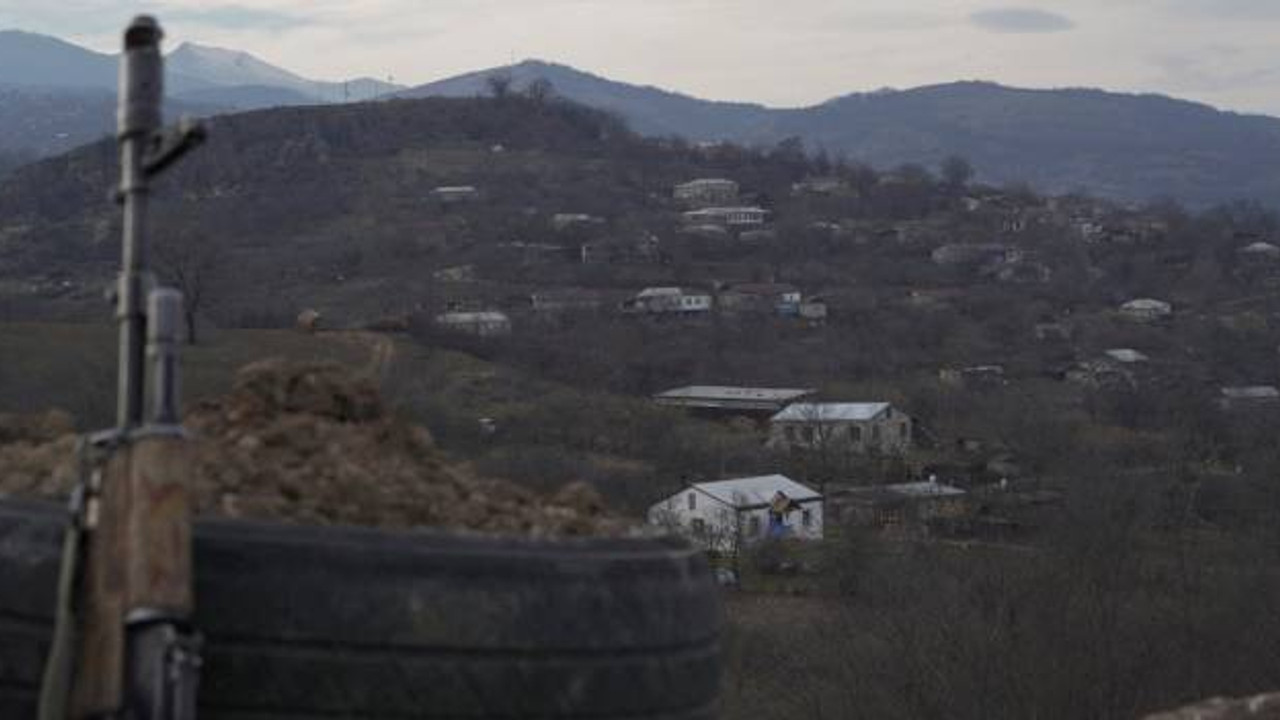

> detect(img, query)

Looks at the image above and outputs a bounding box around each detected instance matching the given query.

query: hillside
[5,90,1280,720]
[0,84,221,163]
[405,62,1280,208]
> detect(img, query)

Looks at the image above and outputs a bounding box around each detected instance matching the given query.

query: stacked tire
[0,499,721,719]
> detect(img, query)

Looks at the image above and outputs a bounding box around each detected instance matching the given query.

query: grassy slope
[0,321,760,514]
[0,322,367,426]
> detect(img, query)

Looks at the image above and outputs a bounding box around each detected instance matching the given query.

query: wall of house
[770,409,912,454]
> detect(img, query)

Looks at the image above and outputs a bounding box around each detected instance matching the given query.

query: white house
[623,287,712,315]
[434,310,511,337]
[1120,298,1173,322]
[648,474,823,550]
[770,402,912,455]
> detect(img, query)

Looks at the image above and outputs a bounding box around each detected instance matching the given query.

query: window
[687,492,697,510]
[872,425,882,443]
[748,516,761,536]
[802,426,816,443]
[786,426,798,442]
[691,518,706,535]
[851,425,863,443]
[802,510,812,528]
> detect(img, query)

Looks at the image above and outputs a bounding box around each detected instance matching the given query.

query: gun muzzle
[119,16,164,140]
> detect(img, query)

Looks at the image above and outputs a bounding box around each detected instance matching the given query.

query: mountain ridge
[401,61,1280,207]
[4,28,1280,207]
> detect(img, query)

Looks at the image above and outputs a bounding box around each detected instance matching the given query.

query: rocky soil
[0,358,633,537]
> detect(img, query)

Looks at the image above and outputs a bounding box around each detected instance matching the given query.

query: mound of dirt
[0,359,633,538]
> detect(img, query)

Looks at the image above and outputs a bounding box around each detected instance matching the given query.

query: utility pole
[39,15,206,720]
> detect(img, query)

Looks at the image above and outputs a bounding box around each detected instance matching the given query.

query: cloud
[970,8,1075,33]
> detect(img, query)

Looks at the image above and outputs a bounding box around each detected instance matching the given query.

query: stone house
[674,178,740,207]
[681,207,769,227]
[769,402,912,455]
[718,283,802,315]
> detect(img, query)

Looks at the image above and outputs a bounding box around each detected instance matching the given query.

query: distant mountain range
[3,30,1280,208]
[401,60,1280,209]
[0,30,400,163]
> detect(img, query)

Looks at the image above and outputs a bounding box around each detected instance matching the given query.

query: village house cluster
[644,385,939,551]
[414,171,1280,559]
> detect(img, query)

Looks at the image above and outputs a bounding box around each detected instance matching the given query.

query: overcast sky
[3,0,1279,115]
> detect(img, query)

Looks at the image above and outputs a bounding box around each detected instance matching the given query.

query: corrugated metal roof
[1240,242,1280,253]
[677,178,737,188]
[771,402,891,423]
[693,474,821,508]
[1105,348,1149,363]
[436,311,509,323]
[1121,298,1172,312]
[656,386,815,402]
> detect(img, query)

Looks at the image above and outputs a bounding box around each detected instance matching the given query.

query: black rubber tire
[0,499,721,719]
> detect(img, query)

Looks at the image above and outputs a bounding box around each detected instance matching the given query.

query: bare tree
[485,71,515,100]
[524,77,556,104]
[941,154,975,190]
[154,229,222,344]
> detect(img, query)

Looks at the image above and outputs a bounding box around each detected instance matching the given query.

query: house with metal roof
[434,310,511,337]
[1219,386,1280,412]
[674,178,740,207]
[1120,298,1173,322]
[769,402,912,455]
[647,474,823,550]
[622,287,712,315]
[430,185,479,203]
[681,207,769,228]
[1105,348,1149,364]
[654,386,816,416]
[717,283,803,316]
